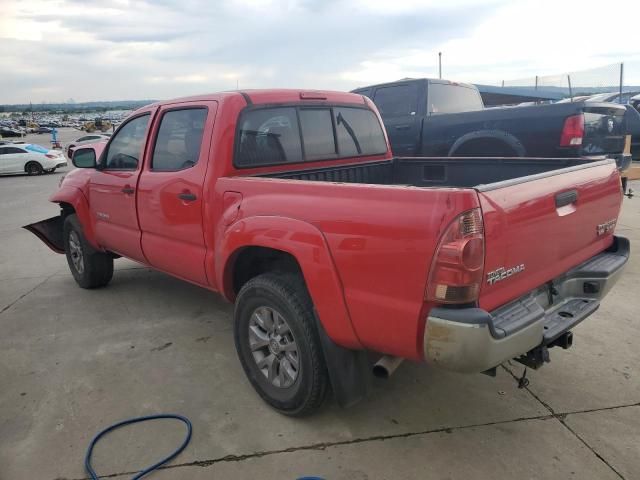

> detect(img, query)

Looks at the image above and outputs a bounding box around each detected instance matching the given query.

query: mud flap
[23,216,65,253]
[313,309,372,408]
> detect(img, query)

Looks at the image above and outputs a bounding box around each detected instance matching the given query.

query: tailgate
[581,104,626,155]
[477,159,622,311]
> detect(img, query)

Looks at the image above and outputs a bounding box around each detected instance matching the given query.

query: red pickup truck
[25,89,629,416]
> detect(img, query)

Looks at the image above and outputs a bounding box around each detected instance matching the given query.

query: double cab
[26,89,629,416]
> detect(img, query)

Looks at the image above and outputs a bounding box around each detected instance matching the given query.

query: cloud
[1,0,639,104]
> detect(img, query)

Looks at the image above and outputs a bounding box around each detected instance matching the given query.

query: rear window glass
[299,108,336,160]
[334,107,387,157]
[373,84,418,117]
[236,107,303,167]
[235,105,386,168]
[25,144,48,153]
[428,83,483,114]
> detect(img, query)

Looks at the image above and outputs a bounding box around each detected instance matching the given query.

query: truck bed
[262,156,598,189]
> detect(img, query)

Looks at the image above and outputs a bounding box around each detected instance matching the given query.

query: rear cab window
[235,105,386,168]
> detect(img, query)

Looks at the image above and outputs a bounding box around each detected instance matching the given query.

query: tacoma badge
[487,264,525,285]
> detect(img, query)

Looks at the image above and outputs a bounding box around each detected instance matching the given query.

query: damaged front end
[23,216,65,253]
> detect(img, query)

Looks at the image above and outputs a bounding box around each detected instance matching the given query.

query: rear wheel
[234,273,329,416]
[63,214,113,289]
[25,162,43,175]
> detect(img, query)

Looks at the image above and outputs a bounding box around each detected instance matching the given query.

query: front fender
[50,186,99,250]
[217,216,363,350]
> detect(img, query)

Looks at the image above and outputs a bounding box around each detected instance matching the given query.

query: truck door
[136,102,217,286]
[372,83,420,155]
[88,111,154,262]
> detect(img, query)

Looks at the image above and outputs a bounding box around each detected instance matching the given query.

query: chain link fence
[497,62,640,102]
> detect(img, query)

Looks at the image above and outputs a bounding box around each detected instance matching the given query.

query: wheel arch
[51,187,100,250]
[218,216,362,350]
[448,129,526,157]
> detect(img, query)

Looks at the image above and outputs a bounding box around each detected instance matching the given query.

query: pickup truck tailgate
[477,159,622,312]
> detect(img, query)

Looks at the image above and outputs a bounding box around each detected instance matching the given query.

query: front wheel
[234,273,329,416]
[63,214,113,289]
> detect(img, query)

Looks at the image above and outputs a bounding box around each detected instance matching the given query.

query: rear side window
[236,107,302,167]
[334,107,387,157]
[152,108,207,171]
[427,83,483,114]
[235,105,386,168]
[3,147,25,154]
[373,84,418,118]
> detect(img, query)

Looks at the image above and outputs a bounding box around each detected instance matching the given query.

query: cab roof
[147,89,368,108]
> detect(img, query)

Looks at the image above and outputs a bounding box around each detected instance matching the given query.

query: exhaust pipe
[372,356,404,379]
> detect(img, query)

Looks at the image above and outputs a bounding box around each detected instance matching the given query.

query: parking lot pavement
[0,172,638,480]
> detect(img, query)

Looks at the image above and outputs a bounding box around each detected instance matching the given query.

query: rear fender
[448,129,526,157]
[217,216,363,350]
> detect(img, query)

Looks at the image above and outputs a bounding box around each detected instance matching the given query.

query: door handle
[555,189,578,208]
[394,125,411,130]
[121,186,135,194]
[178,192,197,202]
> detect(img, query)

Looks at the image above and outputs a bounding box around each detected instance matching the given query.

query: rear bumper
[423,236,629,373]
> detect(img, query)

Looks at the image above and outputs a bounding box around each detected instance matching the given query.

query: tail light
[426,208,484,304]
[45,153,57,159]
[560,114,584,147]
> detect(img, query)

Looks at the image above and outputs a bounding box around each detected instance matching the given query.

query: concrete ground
[0,156,638,479]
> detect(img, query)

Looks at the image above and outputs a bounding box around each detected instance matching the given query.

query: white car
[0,143,67,175]
[66,134,111,159]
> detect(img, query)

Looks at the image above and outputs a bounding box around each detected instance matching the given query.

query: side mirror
[72,148,97,168]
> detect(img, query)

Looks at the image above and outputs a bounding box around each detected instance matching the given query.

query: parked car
[36,126,53,134]
[0,143,67,175]
[351,79,630,169]
[0,127,24,138]
[65,133,111,159]
[25,89,628,416]
[586,91,640,104]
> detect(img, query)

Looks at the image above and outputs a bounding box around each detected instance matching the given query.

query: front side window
[152,108,207,171]
[334,107,387,156]
[103,114,150,170]
[373,84,418,118]
[236,107,302,166]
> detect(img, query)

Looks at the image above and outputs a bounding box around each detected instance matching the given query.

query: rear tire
[63,214,113,289]
[234,273,329,416]
[25,162,43,175]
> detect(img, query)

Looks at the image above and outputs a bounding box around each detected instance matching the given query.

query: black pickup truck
[352,78,630,168]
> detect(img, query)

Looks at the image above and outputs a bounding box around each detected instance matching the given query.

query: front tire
[63,214,113,289]
[234,273,329,416]
[25,162,43,175]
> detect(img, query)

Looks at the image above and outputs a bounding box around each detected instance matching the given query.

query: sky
[1,0,639,104]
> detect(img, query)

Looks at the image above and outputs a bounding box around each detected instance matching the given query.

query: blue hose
[84,414,192,480]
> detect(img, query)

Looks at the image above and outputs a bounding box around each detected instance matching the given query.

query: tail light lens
[560,114,584,147]
[426,208,485,304]
[45,153,57,159]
